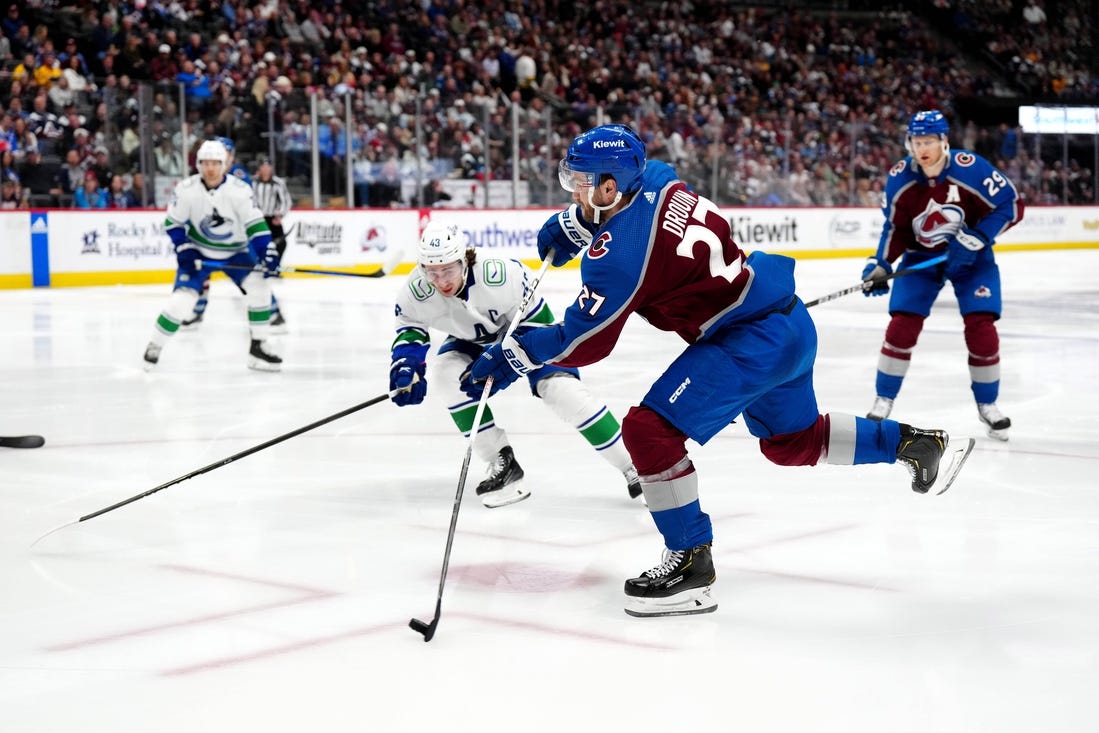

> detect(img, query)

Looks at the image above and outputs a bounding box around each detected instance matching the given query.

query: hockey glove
[176,247,201,280]
[261,240,282,277]
[861,257,892,297]
[389,343,428,406]
[389,357,427,406]
[944,227,988,281]
[469,335,540,389]
[459,366,507,399]
[537,204,595,267]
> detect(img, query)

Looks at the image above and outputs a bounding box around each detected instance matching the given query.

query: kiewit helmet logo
[593,140,627,149]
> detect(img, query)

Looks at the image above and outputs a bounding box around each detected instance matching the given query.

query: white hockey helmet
[196,139,228,165]
[417,221,465,266]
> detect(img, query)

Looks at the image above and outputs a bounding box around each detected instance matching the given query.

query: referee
[252,158,292,258]
[252,158,292,328]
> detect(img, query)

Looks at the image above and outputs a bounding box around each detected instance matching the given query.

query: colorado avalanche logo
[954,152,976,167]
[361,225,387,253]
[889,160,908,177]
[913,199,964,248]
[198,206,233,242]
[587,231,612,259]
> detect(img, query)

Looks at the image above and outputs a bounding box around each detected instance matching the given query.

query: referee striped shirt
[252,175,291,218]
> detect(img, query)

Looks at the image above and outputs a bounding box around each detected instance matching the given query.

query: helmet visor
[558,159,595,193]
[422,260,463,282]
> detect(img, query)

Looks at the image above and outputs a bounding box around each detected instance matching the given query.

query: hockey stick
[803,254,947,308]
[199,260,386,279]
[0,435,45,449]
[409,255,555,643]
[30,383,415,548]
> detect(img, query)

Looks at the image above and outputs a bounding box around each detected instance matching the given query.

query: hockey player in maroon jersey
[470,124,974,617]
[862,110,1023,440]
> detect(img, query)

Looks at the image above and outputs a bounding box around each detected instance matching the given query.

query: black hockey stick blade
[0,435,45,449]
[408,616,437,642]
[409,600,441,642]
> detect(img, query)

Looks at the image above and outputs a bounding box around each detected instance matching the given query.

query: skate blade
[480,484,531,508]
[247,359,282,372]
[624,586,718,617]
[984,426,1009,442]
[932,437,976,495]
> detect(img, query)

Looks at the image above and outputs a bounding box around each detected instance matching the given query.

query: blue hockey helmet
[215,136,236,155]
[907,110,949,137]
[558,124,647,196]
[905,110,950,157]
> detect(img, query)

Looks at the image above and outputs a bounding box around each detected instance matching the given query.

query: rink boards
[1,205,1096,289]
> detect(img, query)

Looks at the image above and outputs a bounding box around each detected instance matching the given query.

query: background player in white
[180,137,285,329]
[142,139,282,371]
[388,220,641,508]
[861,110,1023,440]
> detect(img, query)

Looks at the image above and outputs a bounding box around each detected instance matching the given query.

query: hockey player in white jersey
[142,139,282,371]
[389,221,641,507]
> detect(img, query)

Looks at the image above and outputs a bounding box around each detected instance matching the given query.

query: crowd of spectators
[0,0,1095,211]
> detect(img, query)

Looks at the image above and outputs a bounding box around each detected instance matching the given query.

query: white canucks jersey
[165,174,268,260]
[395,257,549,346]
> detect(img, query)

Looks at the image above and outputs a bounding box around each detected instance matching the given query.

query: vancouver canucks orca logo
[913,199,964,248]
[198,206,234,242]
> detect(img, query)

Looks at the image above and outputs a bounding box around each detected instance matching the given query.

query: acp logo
[587,231,612,259]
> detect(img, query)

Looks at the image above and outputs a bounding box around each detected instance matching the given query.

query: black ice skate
[624,466,643,499]
[624,543,717,617]
[180,312,203,329]
[142,342,161,372]
[896,424,947,493]
[896,424,975,495]
[475,446,529,508]
[247,339,282,372]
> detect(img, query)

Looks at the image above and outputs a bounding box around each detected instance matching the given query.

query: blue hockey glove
[176,247,200,279]
[459,366,507,399]
[944,227,988,281]
[537,204,594,267]
[389,356,427,406]
[861,257,893,297]
[261,240,281,277]
[469,335,540,388]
